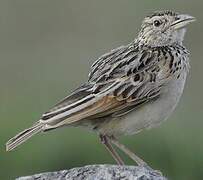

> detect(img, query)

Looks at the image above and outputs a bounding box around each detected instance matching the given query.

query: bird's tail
[6,121,44,152]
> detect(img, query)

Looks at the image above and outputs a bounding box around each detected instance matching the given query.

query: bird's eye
[153,20,162,27]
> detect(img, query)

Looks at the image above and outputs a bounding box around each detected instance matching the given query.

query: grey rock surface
[16,164,167,180]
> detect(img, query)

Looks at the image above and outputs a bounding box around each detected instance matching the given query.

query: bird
[6,10,195,166]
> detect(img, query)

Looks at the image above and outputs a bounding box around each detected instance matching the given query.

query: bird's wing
[41,43,173,129]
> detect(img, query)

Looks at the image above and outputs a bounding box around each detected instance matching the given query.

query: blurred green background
[1,0,202,179]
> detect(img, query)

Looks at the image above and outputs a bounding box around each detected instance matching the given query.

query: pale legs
[99,135,124,165]
[100,135,148,167]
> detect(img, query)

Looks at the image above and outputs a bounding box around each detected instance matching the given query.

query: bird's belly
[98,72,187,136]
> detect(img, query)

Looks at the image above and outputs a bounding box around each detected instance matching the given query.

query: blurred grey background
[1,0,202,179]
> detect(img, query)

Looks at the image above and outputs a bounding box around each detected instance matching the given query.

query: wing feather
[41,44,173,130]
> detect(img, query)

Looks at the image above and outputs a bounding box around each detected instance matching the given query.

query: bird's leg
[99,134,124,165]
[110,136,148,167]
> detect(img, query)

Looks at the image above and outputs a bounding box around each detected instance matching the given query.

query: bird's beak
[171,14,196,30]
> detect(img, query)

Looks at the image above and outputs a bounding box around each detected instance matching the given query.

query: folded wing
[41,44,172,130]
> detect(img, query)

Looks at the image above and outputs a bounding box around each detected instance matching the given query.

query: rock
[16,164,167,180]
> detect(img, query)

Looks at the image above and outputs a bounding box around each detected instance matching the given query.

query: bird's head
[138,10,195,47]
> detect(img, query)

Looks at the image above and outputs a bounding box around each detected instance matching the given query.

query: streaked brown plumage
[6,10,195,167]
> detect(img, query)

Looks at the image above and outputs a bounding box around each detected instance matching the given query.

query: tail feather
[6,122,44,152]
